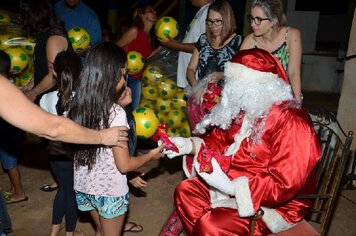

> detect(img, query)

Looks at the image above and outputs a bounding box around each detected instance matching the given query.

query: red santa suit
[174,49,321,235]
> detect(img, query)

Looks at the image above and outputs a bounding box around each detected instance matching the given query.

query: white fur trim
[233,177,255,217]
[211,198,237,209]
[182,137,204,178]
[209,188,234,209]
[224,117,253,156]
[261,207,295,233]
[224,62,286,85]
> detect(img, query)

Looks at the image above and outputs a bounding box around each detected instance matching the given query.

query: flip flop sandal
[123,222,143,233]
[6,196,29,204]
[40,184,58,192]
[1,190,13,198]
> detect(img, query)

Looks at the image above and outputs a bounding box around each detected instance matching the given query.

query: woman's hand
[100,126,129,147]
[208,72,224,84]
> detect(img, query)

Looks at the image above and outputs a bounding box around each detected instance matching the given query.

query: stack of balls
[5,46,34,89]
[0,31,35,89]
[133,64,191,139]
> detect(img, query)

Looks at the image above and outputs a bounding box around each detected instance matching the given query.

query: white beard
[194,63,295,136]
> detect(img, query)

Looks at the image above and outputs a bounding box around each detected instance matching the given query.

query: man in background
[54,0,102,46]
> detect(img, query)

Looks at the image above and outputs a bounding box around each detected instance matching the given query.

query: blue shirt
[54,0,102,45]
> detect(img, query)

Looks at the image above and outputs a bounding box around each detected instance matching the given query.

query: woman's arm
[25,35,68,101]
[186,48,199,87]
[160,39,196,53]
[287,27,302,103]
[116,27,138,48]
[0,76,128,146]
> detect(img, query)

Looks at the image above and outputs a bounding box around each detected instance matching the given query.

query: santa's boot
[159,210,183,236]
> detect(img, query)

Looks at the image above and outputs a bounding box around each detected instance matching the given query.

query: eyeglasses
[123,73,128,87]
[206,19,223,26]
[247,15,271,25]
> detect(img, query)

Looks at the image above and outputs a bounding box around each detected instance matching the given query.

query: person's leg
[0,192,12,234]
[61,159,78,233]
[99,214,125,236]
[89,210,102,236]
[7,166,26,200]
[50,157,66,236]
[127,76,142,111]
[94,193,129,235]
[0,148,26,202]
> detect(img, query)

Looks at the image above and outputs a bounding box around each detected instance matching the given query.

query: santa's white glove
[157,137,193,159]
[195,158,235,195]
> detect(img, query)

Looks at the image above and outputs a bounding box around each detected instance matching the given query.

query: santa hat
[224,48,289,85]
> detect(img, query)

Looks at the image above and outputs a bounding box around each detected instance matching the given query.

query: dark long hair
[20,0,65,35]
[68,42,127,170]
[53,51,82,116]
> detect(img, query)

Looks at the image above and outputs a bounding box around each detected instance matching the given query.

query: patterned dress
[254,27,289,73]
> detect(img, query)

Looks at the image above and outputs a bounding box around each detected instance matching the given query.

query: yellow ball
[167,126,180,137]
[20,70,34,87]
[5,47,29,73]
[157,78,177,99]
[172,91,187,110]
[133,107,159,139]
[156,111,168,123]
[166,109,187,128]
[0,12,11,24]
[180,121,191,137]
[21,37,36,56]
[127,51,145,75]
[139,97,156,109]
[68,27,91,52]
[141,83,158,100]
[155,16,179,42]
[155,96,173,113]
[0,34,12,50]
[142,65,162,84]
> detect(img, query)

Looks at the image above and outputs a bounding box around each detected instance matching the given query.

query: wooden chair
[266,113,354,236]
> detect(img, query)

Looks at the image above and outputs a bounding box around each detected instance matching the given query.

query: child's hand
[129,173,147,188]
[149,143,165,161]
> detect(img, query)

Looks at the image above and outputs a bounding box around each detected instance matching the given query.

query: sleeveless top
[254,27,289,72]
[34,27,72,87]
[124,28,153,80]
[196,33,242,80]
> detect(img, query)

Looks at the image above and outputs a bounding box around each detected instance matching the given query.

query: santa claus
[160,48,321,235]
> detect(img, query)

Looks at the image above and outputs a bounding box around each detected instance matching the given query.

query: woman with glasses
[240,0,303,103]
[186,0,242,130]
[116,4,160,111]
